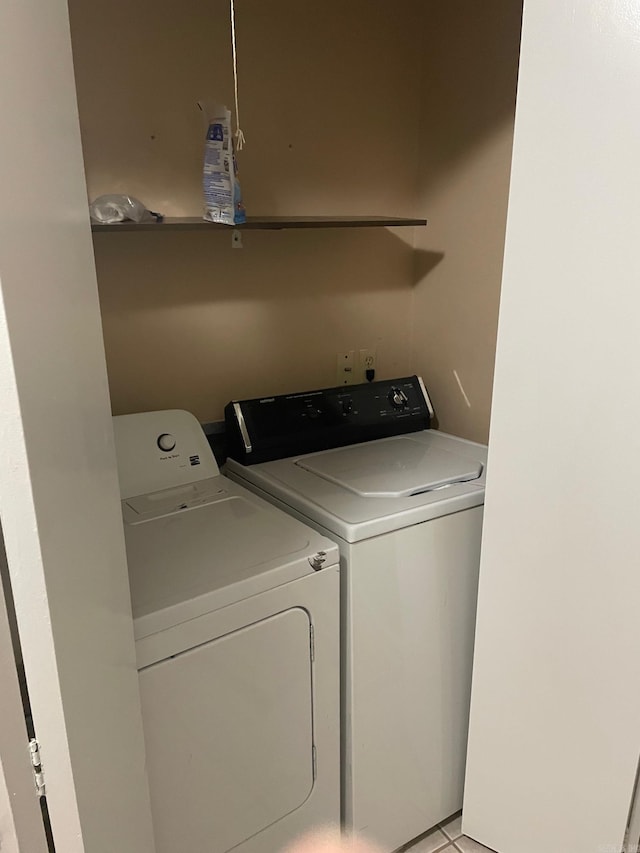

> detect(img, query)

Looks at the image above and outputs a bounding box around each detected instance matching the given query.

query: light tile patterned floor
[403,811,495,853]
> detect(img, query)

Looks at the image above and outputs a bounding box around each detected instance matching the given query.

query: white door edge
[0,0,155,850]
[0,543,49,853]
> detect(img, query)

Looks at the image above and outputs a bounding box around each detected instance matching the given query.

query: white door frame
[0,0,155,850]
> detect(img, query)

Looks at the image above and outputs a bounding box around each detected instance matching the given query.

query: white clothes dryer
[224,377,487,852]
[113,410,340,853]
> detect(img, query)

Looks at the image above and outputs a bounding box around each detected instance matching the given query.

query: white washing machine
[112,410,340,853]
[224,376,487,852]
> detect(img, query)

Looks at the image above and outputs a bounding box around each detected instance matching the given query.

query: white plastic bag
[89,195,161,224]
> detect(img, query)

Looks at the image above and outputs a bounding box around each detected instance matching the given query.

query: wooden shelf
[91,215,427,233]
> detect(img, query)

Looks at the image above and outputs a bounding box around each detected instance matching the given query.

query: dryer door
[138,607,314,853]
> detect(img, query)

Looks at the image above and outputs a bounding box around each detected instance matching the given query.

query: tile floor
[403,812,494,853]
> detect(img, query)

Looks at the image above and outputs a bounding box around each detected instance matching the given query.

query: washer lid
[295,436,483,498]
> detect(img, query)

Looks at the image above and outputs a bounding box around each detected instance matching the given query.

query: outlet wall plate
[337,350,356,385]
[358,348,377,383]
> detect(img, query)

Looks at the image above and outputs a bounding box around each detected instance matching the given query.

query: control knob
[304,400,323,419]
[157,433,176,452]
[389,387,409,410]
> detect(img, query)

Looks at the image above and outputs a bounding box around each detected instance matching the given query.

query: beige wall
[93,227,415,419]
[413,2,522,443]
[69,0,521,435]
[69,0,422,421]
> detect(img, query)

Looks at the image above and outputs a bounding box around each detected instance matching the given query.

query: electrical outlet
[359,349,377,383]
[337,351,356,385]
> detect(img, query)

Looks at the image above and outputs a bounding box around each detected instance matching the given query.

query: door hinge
[29,739,46,798]
[309,623,315,662]
[312,745,317,781]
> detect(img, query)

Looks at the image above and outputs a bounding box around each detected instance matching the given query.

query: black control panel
[225,376,433,465]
